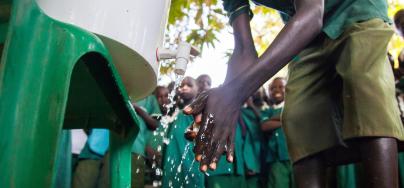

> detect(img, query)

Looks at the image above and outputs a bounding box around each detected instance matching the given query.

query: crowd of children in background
[67,73,299,188]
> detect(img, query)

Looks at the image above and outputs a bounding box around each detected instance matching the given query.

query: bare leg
[359,137,398,188]
[293,155,327,188]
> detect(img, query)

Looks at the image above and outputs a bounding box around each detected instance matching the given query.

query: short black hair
[394,9,404,26]
[153,86,168,95]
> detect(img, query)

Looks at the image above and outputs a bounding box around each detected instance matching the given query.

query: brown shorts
[282,19,404,163]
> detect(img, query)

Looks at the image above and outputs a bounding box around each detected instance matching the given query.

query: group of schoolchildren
[67,73,300,188]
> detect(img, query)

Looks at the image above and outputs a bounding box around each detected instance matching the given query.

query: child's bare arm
[261,118,281,132]
[132,103,159,131]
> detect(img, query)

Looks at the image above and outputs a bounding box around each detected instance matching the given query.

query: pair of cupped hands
[183,85,242,172]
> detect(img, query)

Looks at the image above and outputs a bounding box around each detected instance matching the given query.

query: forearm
[134,107,159,130]
[224,14,258,84]
[261,120,281,132]
[227,2,323,103]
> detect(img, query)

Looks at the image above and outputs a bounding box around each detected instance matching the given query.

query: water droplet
[153,181,159,187]
[156,168,162,176]
[163,138,170,144]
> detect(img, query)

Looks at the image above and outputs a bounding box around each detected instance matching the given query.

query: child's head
[154,86,169,109]
[179,76,198,103]
[196,74,212,93]
[269,77,286,104]
[394,9,404,37]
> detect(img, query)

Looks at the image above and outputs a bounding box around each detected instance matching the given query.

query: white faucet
[156,42,200,75]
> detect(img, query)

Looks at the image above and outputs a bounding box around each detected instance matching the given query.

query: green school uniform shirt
[162,111,205,188]
[132,95,162,156]
[241,107,262,173]
[261,105,290,163]
[222,0,390,39]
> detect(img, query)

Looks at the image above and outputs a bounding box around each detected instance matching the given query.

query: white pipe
[156,42,200,75]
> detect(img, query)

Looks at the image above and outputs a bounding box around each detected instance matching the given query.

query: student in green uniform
[196,74,212,93]
[242,93,265,188]
[131,94,161,188]
[73,129,109,188]
[145,86,170,186]
[162,77,205,188]
[185,0,404,187]
[260,77,294,188]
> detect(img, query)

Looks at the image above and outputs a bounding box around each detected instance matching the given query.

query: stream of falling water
[149,74,185,187]
[147,73,218,187]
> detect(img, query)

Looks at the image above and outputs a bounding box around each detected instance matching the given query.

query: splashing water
[176,143,192,174]
[153,180,159,187]
[188,159,195,172]
[166,74,184,110]
[146,74,187,186]
[157,145,162,152]
[156,168,162,176]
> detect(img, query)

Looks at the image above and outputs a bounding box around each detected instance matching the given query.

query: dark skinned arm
[261,117,281,132]
[224,14,258,83]
[185,0,324,172]
[132,103,159,131]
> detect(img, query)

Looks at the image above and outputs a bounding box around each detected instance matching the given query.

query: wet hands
[184,122,199,141]
[183,86,242,172]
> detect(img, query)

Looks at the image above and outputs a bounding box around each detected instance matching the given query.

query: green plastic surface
[0,0,141,187]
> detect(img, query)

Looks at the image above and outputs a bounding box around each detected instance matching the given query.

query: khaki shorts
[282,19,404,163]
